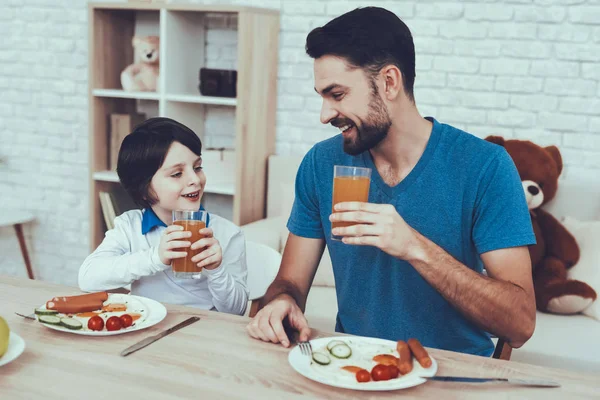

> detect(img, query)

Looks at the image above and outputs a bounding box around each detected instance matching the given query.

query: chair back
[246,241,282,317]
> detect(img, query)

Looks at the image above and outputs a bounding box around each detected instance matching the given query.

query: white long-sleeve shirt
[78,209,248,316]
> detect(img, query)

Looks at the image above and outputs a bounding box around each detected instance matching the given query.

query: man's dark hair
[117,117,202,209]
[305,7,416,101]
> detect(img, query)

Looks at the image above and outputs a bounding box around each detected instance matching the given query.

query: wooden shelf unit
[88,2,279,250]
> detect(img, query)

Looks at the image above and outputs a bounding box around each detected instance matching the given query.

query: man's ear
[484,135,505,147]
[380,65,403,100]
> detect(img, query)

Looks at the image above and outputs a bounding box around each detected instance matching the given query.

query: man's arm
[408,230,536,348]
[248,145,326,346]
[332,202,536,349]
[260,233,326,311]
[246,233,326,347]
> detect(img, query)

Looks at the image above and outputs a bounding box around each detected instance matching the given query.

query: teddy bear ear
[545,145,563,175]
[132,36,140,47]
[484,135,505,147]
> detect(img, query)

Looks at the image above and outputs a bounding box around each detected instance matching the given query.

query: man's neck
[369,104,432,186]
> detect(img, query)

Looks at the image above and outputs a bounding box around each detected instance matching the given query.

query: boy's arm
[204,229,249,315]
[78,215,169,292]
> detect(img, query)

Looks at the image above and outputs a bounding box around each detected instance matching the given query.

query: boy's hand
[158,225,192,265]
[190,228,223,270]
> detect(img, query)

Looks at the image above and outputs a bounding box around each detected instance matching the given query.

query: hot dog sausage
[50,292,108,304]
[46,299,104,314]
[407,338,432,368]
[396,340,413,374]
[46,292,108,313]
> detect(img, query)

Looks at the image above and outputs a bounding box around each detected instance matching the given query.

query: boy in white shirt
[79,117,248,315]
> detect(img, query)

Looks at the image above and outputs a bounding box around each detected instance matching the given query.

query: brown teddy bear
[485,136,597,314]
[120,36,160,92]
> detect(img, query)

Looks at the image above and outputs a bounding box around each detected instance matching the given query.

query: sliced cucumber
[326,339,345,351]
[60,317,83,330]
[38,315,61,325]
[34,308,59,316]
[329,343,352,359]
[312,351,331,365]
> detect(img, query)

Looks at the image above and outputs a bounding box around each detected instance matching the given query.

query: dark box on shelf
[199,68,237,98]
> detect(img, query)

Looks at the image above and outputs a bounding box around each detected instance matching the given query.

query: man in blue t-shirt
[246,7,537,356]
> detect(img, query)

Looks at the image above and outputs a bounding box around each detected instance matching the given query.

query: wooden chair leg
[249,300,260,318]
[14,223,35,280]
[492,338,512,361]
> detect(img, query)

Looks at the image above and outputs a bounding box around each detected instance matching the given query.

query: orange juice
[172,220,206,274]
[332,176,371,230]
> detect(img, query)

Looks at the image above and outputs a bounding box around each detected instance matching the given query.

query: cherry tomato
[106,316,123,331]
[371,364,391,381]
[87,315,104,331]
[388,365,400,379]
[356,369,371,383]
[119,314,133,328]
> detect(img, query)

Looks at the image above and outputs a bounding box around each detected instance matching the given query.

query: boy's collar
[141,205,207,234]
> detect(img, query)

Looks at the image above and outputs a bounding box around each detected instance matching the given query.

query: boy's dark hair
[305,7,416,101]
[117,117,202,209]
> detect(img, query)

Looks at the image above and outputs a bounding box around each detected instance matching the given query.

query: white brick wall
[0,0,90,285]
[1,0,599,285]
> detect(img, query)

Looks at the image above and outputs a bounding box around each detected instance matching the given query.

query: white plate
[0,332,26,367]
[288,336,437,391]
[36,294,167,336]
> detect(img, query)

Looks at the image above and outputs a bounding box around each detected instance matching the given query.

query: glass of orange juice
[172,210,208,278]
[331,165,372,241]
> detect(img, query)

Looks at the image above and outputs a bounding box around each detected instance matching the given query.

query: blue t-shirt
[287,117,536,356]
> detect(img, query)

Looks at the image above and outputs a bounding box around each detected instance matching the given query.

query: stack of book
[109,113,146,171]
[99,191,118,230]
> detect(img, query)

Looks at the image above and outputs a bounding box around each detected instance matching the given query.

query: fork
[298,341,313,357]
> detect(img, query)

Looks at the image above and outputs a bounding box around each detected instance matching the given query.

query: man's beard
[335,90,392,156]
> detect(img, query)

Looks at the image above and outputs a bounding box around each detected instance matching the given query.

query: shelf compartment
[90,9,160,90]
[162,10,238,97]
[161,101,235,149]
[90,97,157,173]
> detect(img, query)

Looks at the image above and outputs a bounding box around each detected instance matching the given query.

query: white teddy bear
[120,36,160,92]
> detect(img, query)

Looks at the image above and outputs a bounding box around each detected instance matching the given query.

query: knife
[425,376,561,387]
[120,316,200,357]
[15,312,36,320]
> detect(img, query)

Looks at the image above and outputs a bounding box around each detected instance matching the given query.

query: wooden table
[1,276,597,399]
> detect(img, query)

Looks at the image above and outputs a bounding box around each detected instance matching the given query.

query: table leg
[14,223,35,280]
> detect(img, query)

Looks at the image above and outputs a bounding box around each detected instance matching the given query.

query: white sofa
[241,155,600,373]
